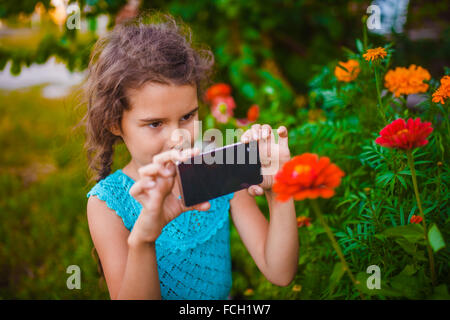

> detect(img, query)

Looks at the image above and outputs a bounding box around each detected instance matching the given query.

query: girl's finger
[155,147,200,166]
[138,162,164,178]
[129,177,156,198]
[187,201,211,212]
[251,123,261,140]
[247,185,263,197]
[260,124,272,160]
[152,149,185,166]
[261,124,271,140]
[277,126,289,149]
[240,129,251,143]
[179,147,201,162]
[153,149,182,165]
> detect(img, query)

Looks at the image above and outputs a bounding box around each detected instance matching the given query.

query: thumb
[189,201,211,212]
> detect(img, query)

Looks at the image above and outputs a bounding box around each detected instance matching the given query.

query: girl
[83,12,298,300]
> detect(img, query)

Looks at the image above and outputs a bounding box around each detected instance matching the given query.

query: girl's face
[113,82,199,170]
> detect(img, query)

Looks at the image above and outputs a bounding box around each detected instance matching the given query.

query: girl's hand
[128,148,211,244]
[241,124,291,196]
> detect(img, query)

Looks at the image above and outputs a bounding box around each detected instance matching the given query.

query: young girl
[83,12,298,300]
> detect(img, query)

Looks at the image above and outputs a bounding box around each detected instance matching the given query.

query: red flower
[410,215,423,224]
[297,216,312,228]
[204,83,232,103]
[272,153,345,202]
[235,104,260,128]
[375,118,433,150]
[247,104,260,122]
[211,96,236,123]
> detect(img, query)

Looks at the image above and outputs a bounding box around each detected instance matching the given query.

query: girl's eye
[181,113,194,121]
[148,121,162,128]
[147,112,195,128]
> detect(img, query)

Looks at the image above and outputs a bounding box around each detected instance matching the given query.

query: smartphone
[175,140,263,207]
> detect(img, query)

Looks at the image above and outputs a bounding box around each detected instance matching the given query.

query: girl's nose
[166,125,189,151]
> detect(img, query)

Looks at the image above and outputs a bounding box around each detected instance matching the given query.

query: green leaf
[382,224,425,243]
[428,224,446,253]
[356,39,364,53]
[329,262,345,293]
[397,175,407,189]
[389,268,422,299]
[205,114,215,129]
[394,238,416,255]
[241,83,256,99]
[354,272,403,297]
[429,284,450,300]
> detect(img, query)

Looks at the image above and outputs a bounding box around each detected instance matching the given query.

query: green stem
[310,199,365,299]
[406,150,437,286]
[374,65,387,123]
[362,16,368,51]
[445,106,450,138]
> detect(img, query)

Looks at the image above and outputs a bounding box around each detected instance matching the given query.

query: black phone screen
[176,140,263,207]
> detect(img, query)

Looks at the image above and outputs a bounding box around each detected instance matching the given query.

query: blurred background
[0,0,448,299]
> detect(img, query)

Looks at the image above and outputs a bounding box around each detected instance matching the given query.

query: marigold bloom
[211,96,236,123]
[272,153,345,202]
[432,75,450,104]
[334,59,360,82]
[204,83,232,102]
[297,216,312,228]
[375,118,433,150]
[384,65,431,97]
[292,284,302,292]
[363,47,387,62]
[308,109,326,123]
[410,215,423,224]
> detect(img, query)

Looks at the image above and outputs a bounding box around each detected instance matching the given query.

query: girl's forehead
[126,83,198,118]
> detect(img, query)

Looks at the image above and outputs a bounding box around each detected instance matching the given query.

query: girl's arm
[87,196,162,299]
[230,124,298,286]
[229,189,298,287]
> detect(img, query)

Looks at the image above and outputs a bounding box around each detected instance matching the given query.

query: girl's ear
[110,124,122,137]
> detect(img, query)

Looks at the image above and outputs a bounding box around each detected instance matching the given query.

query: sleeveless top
[86,169,235,300]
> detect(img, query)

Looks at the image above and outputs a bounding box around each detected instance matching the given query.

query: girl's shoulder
[87,169,134,200]
[86,169,137,230]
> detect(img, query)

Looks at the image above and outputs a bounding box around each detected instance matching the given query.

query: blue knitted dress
[86,169,235,300]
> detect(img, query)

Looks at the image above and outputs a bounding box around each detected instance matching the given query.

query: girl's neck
[122,160,140,182]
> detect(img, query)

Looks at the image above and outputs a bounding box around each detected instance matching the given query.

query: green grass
[0,86,111,299]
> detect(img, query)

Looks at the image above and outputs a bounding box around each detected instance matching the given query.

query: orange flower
[432,75,450,104]
[247,104,260,121]
[235,104,260,127]
[272,153,345,202]
[204,83,232,102]
[297,216,312,228]
[384,65,431,97]
[410,215,423,224]
[363,47,387,62]
[244,288,254,296]
[334,59,360,82]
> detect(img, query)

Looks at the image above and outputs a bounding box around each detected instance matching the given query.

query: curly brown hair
[78,10,215,289]
[80,10,215,185]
